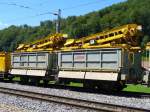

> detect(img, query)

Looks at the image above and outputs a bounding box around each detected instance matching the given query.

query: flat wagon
[142,49,150,86]
[10,52,57,84]
[58,48,143,90]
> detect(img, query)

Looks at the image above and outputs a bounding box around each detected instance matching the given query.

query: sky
[0,0,126,29]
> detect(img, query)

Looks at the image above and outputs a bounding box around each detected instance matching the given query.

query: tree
[0,0,150,51]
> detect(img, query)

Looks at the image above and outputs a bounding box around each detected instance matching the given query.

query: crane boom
[16,33,68,52]
[62,24,142,50]
[16,24,142,52]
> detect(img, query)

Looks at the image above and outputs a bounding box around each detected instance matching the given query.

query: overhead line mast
[53,9,61,33]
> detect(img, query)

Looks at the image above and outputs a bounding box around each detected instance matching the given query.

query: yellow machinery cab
[0,52,11,79]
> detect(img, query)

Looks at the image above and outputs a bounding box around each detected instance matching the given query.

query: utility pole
[54,9,61,33]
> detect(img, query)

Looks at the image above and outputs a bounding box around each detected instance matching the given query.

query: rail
[0,86,149,112]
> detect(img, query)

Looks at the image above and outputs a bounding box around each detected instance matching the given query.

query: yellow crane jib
[16,33,68,52]
[61,24,142,51]
[16,24,142,52]
[81,24,142,48]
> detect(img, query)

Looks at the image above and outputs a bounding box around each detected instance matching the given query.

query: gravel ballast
[0,103,31,112]
[0,82,149,111]
[0,93,95,112]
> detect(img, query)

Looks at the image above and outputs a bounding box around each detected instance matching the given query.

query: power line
[4,0,102,23]
[0,2,33,10]
[62,0,101,11]
[5,12,56,22]
[37,0,51,6]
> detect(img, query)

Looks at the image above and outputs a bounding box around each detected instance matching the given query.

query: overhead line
[4,0,102,23]
[0,2,33,10]
[62,0,101,11]
[37,0,51,6]
[5,12,56,22]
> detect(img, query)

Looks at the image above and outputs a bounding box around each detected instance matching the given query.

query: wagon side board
[10,52,57,77]
[58,48,123,81]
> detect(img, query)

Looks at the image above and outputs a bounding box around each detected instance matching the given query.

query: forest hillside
[0,0,150,51]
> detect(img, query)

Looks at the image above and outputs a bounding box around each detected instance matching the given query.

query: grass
[12,77,20,81]
[69,82,83,87]
[123,84,150,93]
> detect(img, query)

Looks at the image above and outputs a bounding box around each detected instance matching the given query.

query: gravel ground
[0,103,31,112]
[0,93,95,112]
[0,82,149,110]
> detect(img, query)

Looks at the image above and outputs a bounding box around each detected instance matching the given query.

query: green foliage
[123,84,150,93]
[0,0,150,51]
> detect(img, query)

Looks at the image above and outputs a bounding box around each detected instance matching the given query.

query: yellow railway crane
[16,33,68,52]
[63,24,142,51]
[15,24,142,52]
[15,24,142,53]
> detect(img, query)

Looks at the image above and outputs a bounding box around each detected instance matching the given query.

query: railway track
[0,86,149,112]
[3,80,150,99]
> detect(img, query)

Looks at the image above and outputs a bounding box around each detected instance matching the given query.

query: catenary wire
[2,0,103,23]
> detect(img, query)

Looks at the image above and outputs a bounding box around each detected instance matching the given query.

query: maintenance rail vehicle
[0,24,149,91]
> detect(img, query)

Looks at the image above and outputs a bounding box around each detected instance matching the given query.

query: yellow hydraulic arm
[62,24,142,50]
[16,33,68,52]
[16,24,142,52]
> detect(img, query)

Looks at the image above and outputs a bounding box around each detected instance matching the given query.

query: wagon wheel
[43,79,49,86]
[20,76,29,85]
[30,77,40,86]
[83,80,95,89]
